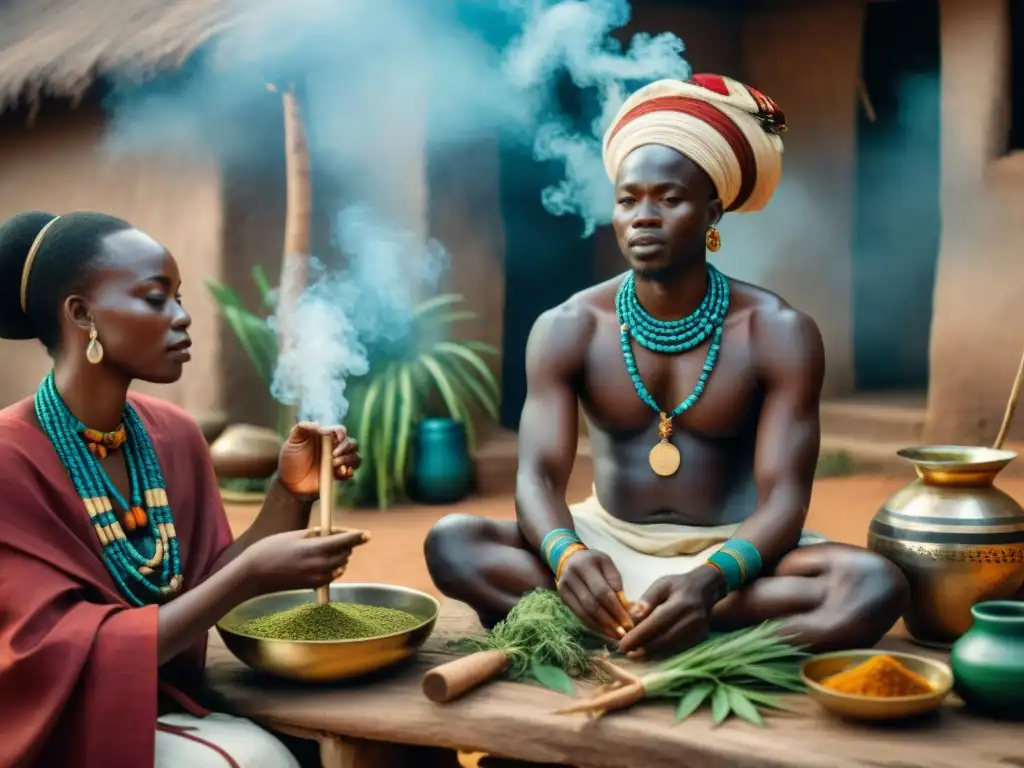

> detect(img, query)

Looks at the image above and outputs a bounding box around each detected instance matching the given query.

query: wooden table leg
[319,735,459,768]
[318,735,348,768]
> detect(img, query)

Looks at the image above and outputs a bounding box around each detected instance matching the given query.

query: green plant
[344,293,499,508]
[556,621,807,727]
[206,266,278,388]
[448,588,607,694]
[206,273,500,508]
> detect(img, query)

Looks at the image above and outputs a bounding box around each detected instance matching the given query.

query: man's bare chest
[579,318,761,439]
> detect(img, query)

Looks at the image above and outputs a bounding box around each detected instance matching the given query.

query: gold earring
[706,226,721,253]
[86,323,104,365]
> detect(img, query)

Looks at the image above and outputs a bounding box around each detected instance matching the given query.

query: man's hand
[557,549,634,641]
[617,566,724,656]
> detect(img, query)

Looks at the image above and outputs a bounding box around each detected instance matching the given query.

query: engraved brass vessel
[868,446,1024,648]
[216,583,440,682]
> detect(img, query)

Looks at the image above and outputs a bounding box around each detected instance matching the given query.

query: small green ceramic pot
[950,600,1024,714]
[410,418,472,505]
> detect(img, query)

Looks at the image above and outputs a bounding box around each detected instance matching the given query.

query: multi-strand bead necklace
[34,371,183,605]
[615,265,730,476]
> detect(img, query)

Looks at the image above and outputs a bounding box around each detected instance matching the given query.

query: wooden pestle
[994,344,1024,450]
[421,650,510,704]
[316,433,334,605]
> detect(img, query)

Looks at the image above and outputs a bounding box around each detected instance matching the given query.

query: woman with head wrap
[0,211,366,767]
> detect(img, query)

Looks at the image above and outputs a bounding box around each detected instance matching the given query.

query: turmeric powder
[822,655,933,697]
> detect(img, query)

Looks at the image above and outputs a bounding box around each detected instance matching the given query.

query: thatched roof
[0,0,236,112]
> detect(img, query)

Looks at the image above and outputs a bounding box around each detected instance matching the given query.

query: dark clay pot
[411,418,472,505]
[950,600,1024,714]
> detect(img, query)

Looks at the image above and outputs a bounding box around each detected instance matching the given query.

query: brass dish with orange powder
[801,650,952,721]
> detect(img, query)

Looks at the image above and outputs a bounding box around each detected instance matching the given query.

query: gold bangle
[555,543,587,583]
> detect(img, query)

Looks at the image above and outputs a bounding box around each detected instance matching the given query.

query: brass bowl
[896,445,1018,486]
[801,650,953,721]
[216,583,440,683]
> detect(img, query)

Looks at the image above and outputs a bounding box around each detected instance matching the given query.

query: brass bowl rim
[896,445,1017,468]
[216,583,441,645]
[800,649,953,704]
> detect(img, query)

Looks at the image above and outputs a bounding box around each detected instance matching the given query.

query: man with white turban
[425,75,908,657]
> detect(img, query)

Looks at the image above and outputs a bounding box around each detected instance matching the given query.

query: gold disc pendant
[649,411,681,477]
[649,440,681,477]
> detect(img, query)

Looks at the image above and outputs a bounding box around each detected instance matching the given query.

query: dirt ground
[223,472,1024,597]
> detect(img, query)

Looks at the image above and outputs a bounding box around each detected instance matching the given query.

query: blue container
[411,418,473,504]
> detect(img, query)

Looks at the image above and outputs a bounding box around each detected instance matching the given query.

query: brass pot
[868,446,1024,648]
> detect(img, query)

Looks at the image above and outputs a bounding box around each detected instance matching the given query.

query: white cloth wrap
[568,492,825,602]
[601,77,785,213]
[155,712,302,768]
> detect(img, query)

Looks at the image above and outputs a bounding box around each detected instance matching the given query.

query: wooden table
[205,601,1023,768]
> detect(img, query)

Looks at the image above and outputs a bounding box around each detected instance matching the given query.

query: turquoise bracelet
[540,527,584,574]
[706,538,763,593]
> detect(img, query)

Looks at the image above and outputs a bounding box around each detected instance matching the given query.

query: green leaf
[418,353,477,449]
[711,685,731,726]
[205,278,245,309]
[725,687,764,727]
[222,305,276,384]
[251,265,276,312]
[464,340,499,356]
[354,377,385,506]
[739,689,800,713]
[376,366,398,508]
[433,309,479,325]
[413,293,464,319]
[529,657,575,695]
[675,683,714,722]
[438,349,500,421]
[435,341,500,395]
[393,364,416,489]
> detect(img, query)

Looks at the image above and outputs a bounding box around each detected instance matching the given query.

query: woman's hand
[157,527,369,665]
[278,422,361,501]
[240,527,370,596]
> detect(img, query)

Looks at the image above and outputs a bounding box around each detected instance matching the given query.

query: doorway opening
[852,0,941,393]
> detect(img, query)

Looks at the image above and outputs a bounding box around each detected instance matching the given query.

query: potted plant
[206,270,499,508]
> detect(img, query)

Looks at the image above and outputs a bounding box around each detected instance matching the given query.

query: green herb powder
[235,602,421,641]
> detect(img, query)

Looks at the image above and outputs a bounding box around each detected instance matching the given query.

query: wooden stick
[421,650,510,704]
[994,343,1024,449]
[316,434,334,605]
[277,86,312,430]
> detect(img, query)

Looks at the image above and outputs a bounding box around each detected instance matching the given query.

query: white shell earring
[86,323,104,365]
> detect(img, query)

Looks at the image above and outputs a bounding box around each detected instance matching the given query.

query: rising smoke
[269,207,451,423]
[101,0,692,423]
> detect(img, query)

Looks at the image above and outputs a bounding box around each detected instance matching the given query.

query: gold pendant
[649,411,681,477]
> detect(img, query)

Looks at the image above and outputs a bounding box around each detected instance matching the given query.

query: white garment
[568,493,825,602]
[155,712,301,768]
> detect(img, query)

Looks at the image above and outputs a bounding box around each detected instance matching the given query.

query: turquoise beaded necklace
[615,265,730,476]
[33,371,183,606]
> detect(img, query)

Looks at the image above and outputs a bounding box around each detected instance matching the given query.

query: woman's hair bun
[0,211,59,340]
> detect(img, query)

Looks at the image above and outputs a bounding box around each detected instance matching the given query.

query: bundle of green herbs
[446,588,610,693]
[556,620,808,727]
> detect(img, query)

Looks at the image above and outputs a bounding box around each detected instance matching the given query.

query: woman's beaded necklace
[615,265,730,477]
[82,423,126,460]
[33,371,183,606]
